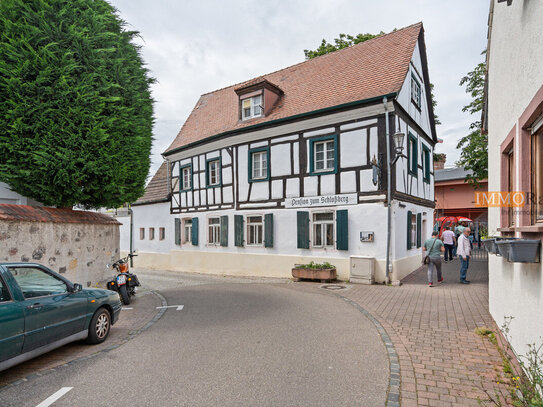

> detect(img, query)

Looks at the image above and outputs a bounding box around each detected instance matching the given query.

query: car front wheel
[87,308,111,344]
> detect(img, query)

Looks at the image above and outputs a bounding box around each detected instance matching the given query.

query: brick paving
[0,287,164,388]
[338,258,511,406]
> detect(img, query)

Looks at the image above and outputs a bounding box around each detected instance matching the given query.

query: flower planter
[482,238,498,254]
[495,239,541,263]
[292,268,337,283]
[483,237,517,256]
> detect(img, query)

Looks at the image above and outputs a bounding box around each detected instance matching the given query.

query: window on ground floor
[312,211,334,248]
[183,218,192,244]
[139,228,145,240]
[208,217,221,245]
[159,227,165,241]
[247,215,263,246]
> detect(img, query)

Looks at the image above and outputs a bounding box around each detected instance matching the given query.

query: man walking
[442,226,456,262]
[457,227,472,284]
[422,231,445,287]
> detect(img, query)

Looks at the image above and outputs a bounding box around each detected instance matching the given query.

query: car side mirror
[72,283,83,293]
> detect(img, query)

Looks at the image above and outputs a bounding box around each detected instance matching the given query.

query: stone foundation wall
[0,220,120,287]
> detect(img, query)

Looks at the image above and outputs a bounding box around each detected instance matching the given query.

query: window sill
[248,177,269,183]
[310,169,336,176]
[499,225,543,233]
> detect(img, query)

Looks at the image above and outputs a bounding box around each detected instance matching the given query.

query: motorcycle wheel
[119,284,131,305]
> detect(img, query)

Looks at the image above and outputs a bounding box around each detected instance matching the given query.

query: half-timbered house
[130,22,437,282]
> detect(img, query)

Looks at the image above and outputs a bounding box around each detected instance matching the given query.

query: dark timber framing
[168,102,436,214]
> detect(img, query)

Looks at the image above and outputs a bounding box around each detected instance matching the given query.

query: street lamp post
[383,97,406,283]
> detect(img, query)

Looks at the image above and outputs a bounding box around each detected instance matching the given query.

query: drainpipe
[129,204,134,268]
[384,96,392,284]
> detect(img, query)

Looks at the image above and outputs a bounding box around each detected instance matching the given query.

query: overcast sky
[108,0,490,178]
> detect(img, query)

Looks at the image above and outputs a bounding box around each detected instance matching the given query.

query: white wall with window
[118,202,176,256]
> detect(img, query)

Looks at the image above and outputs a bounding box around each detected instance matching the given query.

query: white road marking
[122,307,133,310]
[36,387,73,407]
[157,305,184,311]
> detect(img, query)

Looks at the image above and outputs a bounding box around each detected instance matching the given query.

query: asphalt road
[0,271,388,407]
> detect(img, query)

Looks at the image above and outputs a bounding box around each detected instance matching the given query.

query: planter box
[483,237,518,256]
[495,239,541,263]
[482,238,498,254]
[292,268,337,282]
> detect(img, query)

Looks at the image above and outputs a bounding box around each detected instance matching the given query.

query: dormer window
[235,79,283,122]
[242,95,263,120]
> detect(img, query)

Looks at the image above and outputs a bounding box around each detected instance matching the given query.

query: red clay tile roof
[165,22,423,154]
[133,161,169,206]
[0,205,121,225]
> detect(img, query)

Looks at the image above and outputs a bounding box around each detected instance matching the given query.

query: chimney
[434,153,446,171]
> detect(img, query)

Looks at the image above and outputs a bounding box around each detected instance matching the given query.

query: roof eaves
[164,92,397,156]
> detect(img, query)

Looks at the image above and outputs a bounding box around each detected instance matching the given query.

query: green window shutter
[174,218,181,245]
[234,215,244,247]
[416,213,422,248]
[407,211,412,250]
[220,215,228,247]
[297,211,310,249]
[191,217,199,246]
[264,214,274,248]
[425,150,430,180]
[413,140,418,174]
[336,209,348,251]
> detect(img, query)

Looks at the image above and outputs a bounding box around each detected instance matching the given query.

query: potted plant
[292,261,337,282]
[495,239,541,263]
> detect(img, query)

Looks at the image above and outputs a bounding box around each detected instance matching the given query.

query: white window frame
[311,210,335,249]
[313,140,335,173]
[251,151,268,180]
[207,217,221,246]
[207,159,220,186]
[183,218,192,245]
[411,213,417,249]
[241,94,263,120]
[411,75,421,108]
[246,215,264,246]
[181,166,191,190]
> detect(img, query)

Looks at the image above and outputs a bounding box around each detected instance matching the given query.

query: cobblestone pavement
[0,287,164,388]
[337,258,510,406]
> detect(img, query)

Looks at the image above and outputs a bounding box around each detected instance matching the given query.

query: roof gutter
[163,92,397,157]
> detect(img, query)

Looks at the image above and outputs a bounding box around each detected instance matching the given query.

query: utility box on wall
[350,256,374,284]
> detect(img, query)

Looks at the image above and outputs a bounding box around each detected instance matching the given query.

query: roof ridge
[199,22,423,98]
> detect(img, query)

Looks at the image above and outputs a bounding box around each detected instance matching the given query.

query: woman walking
[422,231,445,287]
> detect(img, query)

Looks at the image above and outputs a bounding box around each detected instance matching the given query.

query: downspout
[129,204,134,268]
[384,96,392,284]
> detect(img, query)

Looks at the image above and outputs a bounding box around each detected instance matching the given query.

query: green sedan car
[0,262,122,372]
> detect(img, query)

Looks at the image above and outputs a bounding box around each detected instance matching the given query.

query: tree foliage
[456,53,487,186]
[0,0,155,208]
[304,31,441,126]
[304,32,384,59]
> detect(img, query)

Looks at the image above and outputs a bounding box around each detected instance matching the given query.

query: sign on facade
[360,231,375,242]
[283,193,357,208]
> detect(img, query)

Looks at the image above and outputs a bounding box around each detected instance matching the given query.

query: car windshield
[9,267,67,298]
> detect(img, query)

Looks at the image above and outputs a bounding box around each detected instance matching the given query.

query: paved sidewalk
[339,258,509,406]
[0,287,164,388]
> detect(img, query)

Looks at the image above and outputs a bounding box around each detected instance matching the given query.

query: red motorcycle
[106,253,140,305]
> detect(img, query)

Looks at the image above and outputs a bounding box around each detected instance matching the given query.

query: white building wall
[118,202,176,255]
[396,41,433,137]
[487,0,543,358]
[0,182,41,206]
